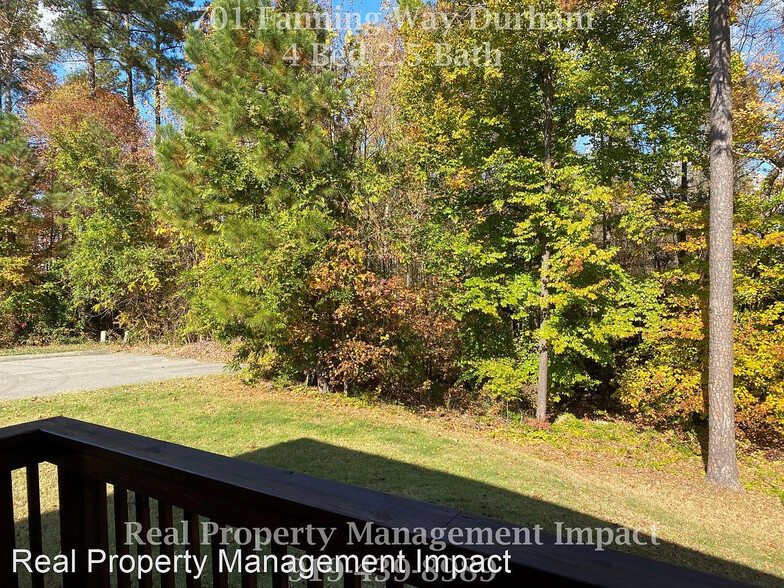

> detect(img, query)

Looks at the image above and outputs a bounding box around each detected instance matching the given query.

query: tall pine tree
[707,0,741,489]
[156,0,349,367]
[0,0,48,112]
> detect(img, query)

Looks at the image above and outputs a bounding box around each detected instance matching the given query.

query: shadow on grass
[12,438,779,587]
[237,438,777,586]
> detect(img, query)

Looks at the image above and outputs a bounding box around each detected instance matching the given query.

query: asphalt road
[0,351,225,399]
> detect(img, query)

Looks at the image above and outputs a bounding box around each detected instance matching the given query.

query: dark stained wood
[159,500,176,588]
[135,493,153,588]
[0,429,53,473]
[84,476,110,587]
[184,510,201,588]
[210,523,229,588]
[0,417,752,588]
[271,543,288,588]
[25,464,44,588]
[240,542,257,588]
[0,469,17,588]
[113,487,131,588]
[343,571,362,588]
[58,468,109,588]
[58,467,84,588]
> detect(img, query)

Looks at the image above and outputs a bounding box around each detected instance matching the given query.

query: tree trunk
[154,30,162,128]
[87,46,96,95]
[125,14,134,109]
[86,0,96,95]
[126,65,134,109]
[537,247,551,422]
[536,44,554,422]
[677,160,689,266]
[154,60,162,128]
[317,369,329,394]
[706,0,741,490]
[1,72,12,113]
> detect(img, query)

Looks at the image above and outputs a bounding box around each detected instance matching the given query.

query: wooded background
[1,0,783,452]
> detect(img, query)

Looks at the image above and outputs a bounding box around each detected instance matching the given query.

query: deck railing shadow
[0,418,773,587]
[236,438,777,586]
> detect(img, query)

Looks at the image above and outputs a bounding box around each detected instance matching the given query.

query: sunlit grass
[0,374,781,585]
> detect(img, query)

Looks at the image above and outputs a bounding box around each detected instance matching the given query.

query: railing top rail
[0,417,748,588]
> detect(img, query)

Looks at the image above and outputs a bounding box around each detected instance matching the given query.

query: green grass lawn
[0,342,106,356]
[1,374,782,586]
[0,340,232,361]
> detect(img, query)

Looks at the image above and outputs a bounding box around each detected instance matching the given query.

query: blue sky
[332,0,385,16]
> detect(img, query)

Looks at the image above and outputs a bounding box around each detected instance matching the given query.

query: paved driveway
[0,352,225,399]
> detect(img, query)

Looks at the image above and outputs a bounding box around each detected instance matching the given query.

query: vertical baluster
[184,511,201,588]
[84,477,110,587]
[26,465,43,588]
[113,487,131,588]
[271,543,288,588]
[210,523,229,588]
[58,468,82,588]
[158,501,176,588]
[0,469,17,588]
[307,554,324,588]
[58,467,109,588]
[240,542,257,588]
[135,493,153,588]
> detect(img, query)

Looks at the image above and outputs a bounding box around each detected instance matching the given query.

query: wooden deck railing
[0,417,746,587]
